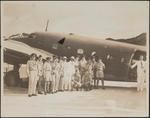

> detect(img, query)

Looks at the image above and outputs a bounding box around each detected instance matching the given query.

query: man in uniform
[82,58,93,91]
[63,56,68,91]
[51,56,59,93]
[131,55,146,91]
[58,57,65,91]
[63,56,75,91]
[26,53,38,97]
[54,57,60,93]
[74,56,80,69]
[72,67,82,91]
[51,56,56,93]
[43,57,52,94]
[95,58,105,89]
[79,56,87,82]
[69,56,76,91]
[37,55,44,94]
[91,56,97,88]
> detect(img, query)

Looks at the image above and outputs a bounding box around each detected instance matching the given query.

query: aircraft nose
[22,33,37,39]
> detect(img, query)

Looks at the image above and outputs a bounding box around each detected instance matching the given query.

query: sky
[1,1,149,39]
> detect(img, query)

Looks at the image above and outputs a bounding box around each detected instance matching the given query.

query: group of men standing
[26,53,106,97]
[26,52,146,97]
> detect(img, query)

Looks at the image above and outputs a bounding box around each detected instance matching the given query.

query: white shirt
[37,60,43,76]
[131,60,146,76]
[43,61,51,72]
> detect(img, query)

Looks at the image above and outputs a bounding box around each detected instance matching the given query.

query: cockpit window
[28,33,36,39]
[66,45,71,49]
[121,57,125,63]
[77,48,84,54]
[58,37,66,45]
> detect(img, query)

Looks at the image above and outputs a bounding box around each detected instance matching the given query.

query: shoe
[102,87,105,89]
[38,91,43,94]
[32,94,37,96]
[28,94,32,97]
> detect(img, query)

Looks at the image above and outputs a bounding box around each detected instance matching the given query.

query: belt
[30,70,37,71]
[97,69,103,70]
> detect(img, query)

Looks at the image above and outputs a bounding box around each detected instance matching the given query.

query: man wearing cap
[63,56,75,91]
[37,55,44,94]
[63,56,68,90]
[82,58,93,91]
[91,57,97,88]
[27,53,38,97]
[72,56,81,90]
[75,56,80,68]
[58,57,65,91]
[72,68,82,91]
[54,57,60,92]
[43,57,52,94]
[51,56,59,93]
[79,56,87,82]
[69,56,76,91]
[51,57,56,93]
[95,58,105,89]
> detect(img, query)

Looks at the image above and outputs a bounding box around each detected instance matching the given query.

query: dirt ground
[1,86,148,117]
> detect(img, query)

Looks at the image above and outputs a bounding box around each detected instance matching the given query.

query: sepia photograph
[1,1,149,117]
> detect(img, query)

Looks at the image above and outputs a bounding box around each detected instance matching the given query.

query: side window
[77,48,84,54]
[120,57,128,64]
[52,43,58,50]
[106,54,110,60]
[121,57,125,63]
[106,54,113,60]
[66,45,71,49]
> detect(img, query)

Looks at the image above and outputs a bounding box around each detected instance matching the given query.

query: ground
[1,86,148,117]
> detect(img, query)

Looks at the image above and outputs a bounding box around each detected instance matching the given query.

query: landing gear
[4,64,21,87]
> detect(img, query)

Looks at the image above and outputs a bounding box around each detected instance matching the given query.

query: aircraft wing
[3,40,53,65]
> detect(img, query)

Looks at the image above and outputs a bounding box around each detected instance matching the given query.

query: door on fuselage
[104,47,132,82]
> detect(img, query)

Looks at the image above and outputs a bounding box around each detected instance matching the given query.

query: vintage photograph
[1,1,149,117]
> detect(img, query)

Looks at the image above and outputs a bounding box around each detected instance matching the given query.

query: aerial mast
[45,19,49,32]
